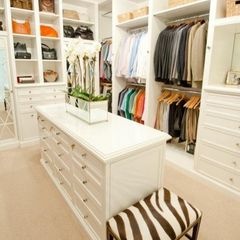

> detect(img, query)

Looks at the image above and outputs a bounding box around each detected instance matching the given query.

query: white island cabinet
[35,104,170,240]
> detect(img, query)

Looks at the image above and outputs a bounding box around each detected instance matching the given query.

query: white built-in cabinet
[112,0,240,192]
[1,0,99,146]
[194,0,240,192]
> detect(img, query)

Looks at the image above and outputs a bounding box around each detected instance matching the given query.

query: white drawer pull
[82,153,87,158]
[82,180,87,184]
[83,198,88,203]
[84,215,88,219]
[82,165,87,170]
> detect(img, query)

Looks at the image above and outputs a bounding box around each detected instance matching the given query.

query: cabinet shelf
[116,15,148,29]
[13,33,36,38]
[15,82,66,88]
[42,59,62,62]
[39,12,59,21]
[63,17,94,26]
[15,59,38,62]
[0,31,7,36]
[154,0,210,21]
[215,16,240,28]
[205,85,240,95]
[41,36,60,41]
[11,7,34,17]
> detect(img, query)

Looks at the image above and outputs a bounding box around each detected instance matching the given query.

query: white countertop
[36,104,171,162]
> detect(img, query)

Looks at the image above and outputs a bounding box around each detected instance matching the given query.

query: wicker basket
[118,12,133,23]
[169,0,195,8]
[132,6,149,19]
[226,0,240,17]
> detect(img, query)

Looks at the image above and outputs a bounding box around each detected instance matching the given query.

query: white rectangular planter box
[65,95,108,124]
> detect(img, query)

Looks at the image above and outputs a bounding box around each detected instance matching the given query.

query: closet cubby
[62,0,98,40]
[16,61,40,83]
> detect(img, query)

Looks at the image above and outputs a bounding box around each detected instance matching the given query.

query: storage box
[168,0,195,8]
[132,6,149,19]
[65,95,108,124]
[63,9,79,20]
[117,12,133,23]
[226,0,240,17]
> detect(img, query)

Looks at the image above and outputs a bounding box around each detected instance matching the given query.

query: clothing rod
[127,82,146,88]
[167,13,209,24]
[162,86,201,95]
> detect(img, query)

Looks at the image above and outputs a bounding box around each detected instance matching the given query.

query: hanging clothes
[100,39,112,82]
[154,21,208,88]
[155,90,201,154]
[115,30,148,83]
[117,87,145,123]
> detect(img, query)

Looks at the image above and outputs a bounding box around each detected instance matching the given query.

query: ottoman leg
[191,217,202,240]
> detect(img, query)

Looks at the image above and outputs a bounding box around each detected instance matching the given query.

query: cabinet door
[20,112,39,140]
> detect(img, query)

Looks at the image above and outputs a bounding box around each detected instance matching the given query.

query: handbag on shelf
[14,42,31,59]
[39,0,54,13]
[44,70,58,82]
[41,43,57,60]
[63,25,75,38]
[74,26,94,40]
[12,19,31,34]
[40,25,58,37]
[11,0,32,10]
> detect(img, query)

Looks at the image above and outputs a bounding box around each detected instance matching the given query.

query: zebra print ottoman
[107,188,202,240]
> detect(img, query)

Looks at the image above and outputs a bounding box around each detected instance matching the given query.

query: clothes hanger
[158,90,171,102]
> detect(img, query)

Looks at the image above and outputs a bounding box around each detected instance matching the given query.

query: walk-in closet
[0,0,239,240]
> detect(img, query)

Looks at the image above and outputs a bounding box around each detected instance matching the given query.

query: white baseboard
[0,139,19,151]
[19,138,40,148]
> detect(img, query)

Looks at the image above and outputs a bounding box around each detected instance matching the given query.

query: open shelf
[41,36,60,41]
[116,15,148,29]
[205,85,240,95]
[154,0,210,22]
[63,17,94,26]
[0,31,7,36]
[15,59,38,62]
[42,59,62,62]
[215,16,240,28]
[11,7,34,17]
[0,7,4,13]
[39,11,59,21]
[13,33,36,38]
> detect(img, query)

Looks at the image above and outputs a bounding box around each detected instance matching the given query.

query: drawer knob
[43,137,48,140]
[233,161,237,166]
[37,116,40,120]
[236,143,240,147]
[82,165,87,170]
[58,153,63,157]
[31,114,34,117]
[83,198,88,203]
[45,160,48,164]
[60,181,64,185]
[58,168,63,172]
[41,127,46,130]
[57,142,61,145]
[82,180,87,184]
[43,149,47,152]
[29,98,32,100]
[82,153,87,158]
[229,178,234,182]
[29,91,31,93]
[71,144,75,149]
[84,215,88,219]
[41,119,45,122]
[30,105,33,108]
[56,132,61,135]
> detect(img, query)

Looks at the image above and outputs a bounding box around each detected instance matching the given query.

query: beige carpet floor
[0,146,240,240]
